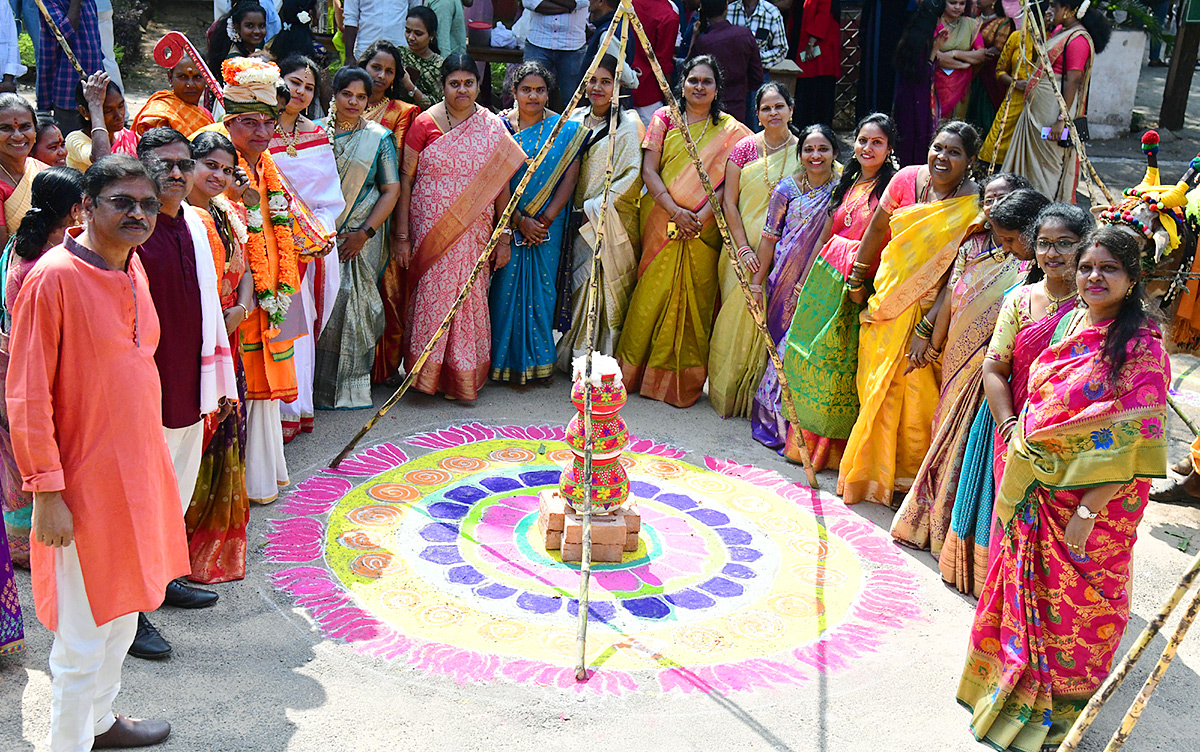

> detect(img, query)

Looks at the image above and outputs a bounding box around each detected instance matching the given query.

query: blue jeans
[1149,0,1171,60]
[10,0,38,51]
[522,43,586,110]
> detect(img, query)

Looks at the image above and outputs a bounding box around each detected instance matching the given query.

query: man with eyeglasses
[8,154,190,750]
[128,127,239,660]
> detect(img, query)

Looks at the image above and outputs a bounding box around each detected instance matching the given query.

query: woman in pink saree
[396,54,525,401]
[958,226,1168,752]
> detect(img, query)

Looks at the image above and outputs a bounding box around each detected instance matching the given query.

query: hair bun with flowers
[221,57,282,119]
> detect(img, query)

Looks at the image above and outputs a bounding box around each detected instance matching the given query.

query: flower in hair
[226,17,241,43]
[297,10,311,24]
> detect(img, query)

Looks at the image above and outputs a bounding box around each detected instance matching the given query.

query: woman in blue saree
[314,67,401,409]
[490,62,585,384]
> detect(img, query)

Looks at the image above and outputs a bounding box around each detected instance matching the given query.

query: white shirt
[344,0,410,60]
[0,1,24,79]
[522,0,588,51]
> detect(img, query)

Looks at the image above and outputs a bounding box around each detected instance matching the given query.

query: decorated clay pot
[570,372,627,418]
[559,456,629,514]
[565,413,628,457]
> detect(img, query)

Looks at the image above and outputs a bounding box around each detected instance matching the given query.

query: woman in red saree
[958,226,1168,752]
[396,54,525,401]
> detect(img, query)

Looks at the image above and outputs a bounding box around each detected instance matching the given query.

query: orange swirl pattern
[644,460,684,479]
[345,504,404,527]
[476,619,529,642]
[439,456,489,473]
[726,610,786,640]
[790,538,833,559]
[420,605,465,627]
[767,593,825,618]
[791,564,847,586]
[338,530,384,550]
[368,483,421,502]
[380,588,422,610]
[349,551,395,578]
[404,468,454,486]
[488,447,538,463]
[674,626,730,654]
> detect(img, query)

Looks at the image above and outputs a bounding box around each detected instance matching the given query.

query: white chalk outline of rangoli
[264,423,923,696]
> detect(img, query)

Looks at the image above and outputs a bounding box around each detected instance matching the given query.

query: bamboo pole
[1101,583,1200,751]
[32,0,85,76]
[574,13,631,682]
[1057,548,1200,751]
[1168,393,1200,437]
[620,0,820,488]
[330,14,627,468]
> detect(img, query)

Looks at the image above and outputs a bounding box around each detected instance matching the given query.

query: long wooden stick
[574,11,631,682]
[330,16,626,467]
[32,0,85,76]
[1057,548,1200,751]
[1168,393,1200,437]
[1101,583,1200,751]
[621,1,819,488]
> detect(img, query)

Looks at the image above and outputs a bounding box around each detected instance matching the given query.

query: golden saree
[708,135,798,418]
[838,175,978,507]
[891,229,1022,559]
[615,108,750,408]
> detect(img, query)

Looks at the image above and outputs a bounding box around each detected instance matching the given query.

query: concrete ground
[4,24,1200,752]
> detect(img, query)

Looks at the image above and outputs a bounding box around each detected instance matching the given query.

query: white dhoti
[48,543,138,752]
[281,258,339,442]
[162,420,205,513]
[245,399,288,503]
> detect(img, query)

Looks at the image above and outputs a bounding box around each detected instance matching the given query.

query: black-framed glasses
[1035,238,1080,255]
[151,157,196,173]
[95,195,162,216]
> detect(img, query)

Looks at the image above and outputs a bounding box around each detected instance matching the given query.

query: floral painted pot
[565,413,628,456]
[570,372,627,418]
[559,455,630,514]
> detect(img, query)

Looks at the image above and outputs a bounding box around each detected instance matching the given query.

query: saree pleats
[940,400,995,597]
[708,146,797,418]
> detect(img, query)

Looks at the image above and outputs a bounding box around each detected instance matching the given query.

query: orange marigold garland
[240,151,300,330]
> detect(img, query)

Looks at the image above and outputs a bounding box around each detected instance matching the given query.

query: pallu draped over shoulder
[314,120,398,409]
[891,230,1022,560]
[707,134,798,419]
[839,166,979,507]
[958,313,1167,752]
[490,113,586,384]
[615,108,750,408]
[403,109,525,400]
[555,108,644,372]
[782,176,884,471]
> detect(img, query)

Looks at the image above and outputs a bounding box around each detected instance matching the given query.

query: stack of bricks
[537,488,639,563]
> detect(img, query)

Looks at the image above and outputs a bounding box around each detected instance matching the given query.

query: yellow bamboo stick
[330,15,627,468]
[620,0,820,489]
[575,11,631,682]
[1057,548,1200,751]
[32,0,85,76]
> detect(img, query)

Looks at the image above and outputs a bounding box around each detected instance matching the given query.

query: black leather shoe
[128,614,171,660]
[93,715,171,748]
[163,578,218,609]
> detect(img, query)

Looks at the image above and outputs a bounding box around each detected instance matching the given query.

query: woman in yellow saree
[616,55,750,408]
[979,10,1043,169]
[707,83,798,418]
[841,121,981,507]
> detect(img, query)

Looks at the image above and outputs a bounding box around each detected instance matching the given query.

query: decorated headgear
[221,57,280,119]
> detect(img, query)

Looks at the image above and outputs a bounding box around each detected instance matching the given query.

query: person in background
[356,40,420,383]
[8,1,38,80]
[584,0,631,75]
[314,66,400,409]
[270,54,345,440]
[958,226,1167,752]
[37,0,103,134]
[65,71,137,173]
[556,54,644,371]
[521,0,589,110]
[1148,0,1171,67]
[131,127,237,659]
[979,3,1043,170]
[616,55,750,407]
[9,153,189,751]
[0,168,83,655]
[690,0,763,124]
[270,0,319,61]
[424,0,467,58]
[965,0,1013,134]
[933,0,987,121]
[490,62,584,386]
[727,0,788,69]
[855,0,913,122]
[0,94,49,249]
[892,0,943,166]
[215,0,282,42]
[132,53,217,137]
[209,1,272,81]
[0,0,24,94]
[32,117,66,167]
[343,0,408,63]
[396,54,525,401]
[399,6,445,109]
[631,0,679,123]
[95,0,120,89]
[791,0,841,128]
[708,82,797,419]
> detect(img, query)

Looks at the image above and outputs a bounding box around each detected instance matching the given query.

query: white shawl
[181,203,239,414]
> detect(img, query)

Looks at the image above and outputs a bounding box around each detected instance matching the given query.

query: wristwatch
[361,225,376,239]
[1075,505,1098,520]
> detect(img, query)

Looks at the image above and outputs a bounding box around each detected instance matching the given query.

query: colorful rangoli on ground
[266,424,922,695]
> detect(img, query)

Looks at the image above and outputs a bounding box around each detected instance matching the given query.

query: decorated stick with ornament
[153,31,224,103]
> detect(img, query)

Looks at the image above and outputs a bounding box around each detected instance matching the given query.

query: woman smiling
[0,94,49,249]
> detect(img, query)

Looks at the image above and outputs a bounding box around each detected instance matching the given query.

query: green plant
[1101,0,1172,47]
[17,32,33,69]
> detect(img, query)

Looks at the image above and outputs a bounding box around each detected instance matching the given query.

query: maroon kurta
[136,211,204,429]
[7,230,190,630]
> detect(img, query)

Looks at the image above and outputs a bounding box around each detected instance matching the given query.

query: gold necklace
[363,99,388,122]
[0,159,20,187]
[687,113,711,143]
[1044,280,1077,315]
[841,177,879,227]
[331,117,365,162]
[275,117,300,157]
[762,131,792,154]
[760,147,790,194]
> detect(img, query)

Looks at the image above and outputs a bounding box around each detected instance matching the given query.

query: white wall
[1088,29,1145,140]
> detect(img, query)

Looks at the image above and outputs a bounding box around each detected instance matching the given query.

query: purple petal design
[278,476,354,516]
[264,518,324,562]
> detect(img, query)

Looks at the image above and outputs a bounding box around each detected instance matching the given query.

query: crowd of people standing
[0,0,1182,751]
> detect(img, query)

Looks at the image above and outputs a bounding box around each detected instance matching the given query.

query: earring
[1125,285,1134,299]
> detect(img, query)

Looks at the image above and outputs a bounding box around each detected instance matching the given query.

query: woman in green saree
[314,67,401,409]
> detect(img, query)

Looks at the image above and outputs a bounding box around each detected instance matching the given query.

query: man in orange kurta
[7,154,190,750]
[130,56,215,137]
